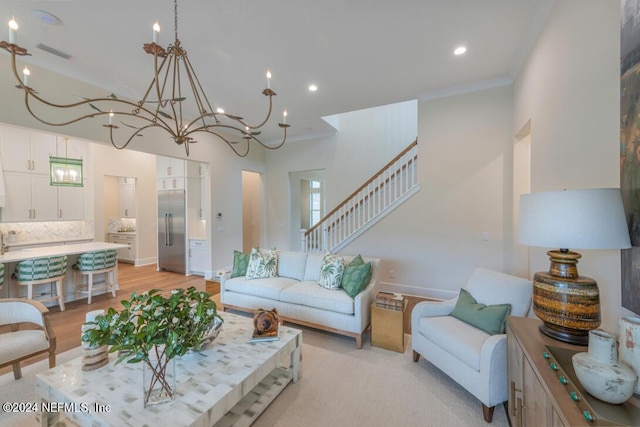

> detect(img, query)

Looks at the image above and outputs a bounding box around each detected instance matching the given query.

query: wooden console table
[507,316,640,426]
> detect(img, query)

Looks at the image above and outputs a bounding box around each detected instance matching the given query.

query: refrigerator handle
[168,213,174,246]
[165,213,170,246]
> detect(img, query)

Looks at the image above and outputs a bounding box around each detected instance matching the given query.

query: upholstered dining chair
[0,298,56,379]
[411,268,532,423]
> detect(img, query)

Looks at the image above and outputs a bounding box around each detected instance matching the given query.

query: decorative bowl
[199,316,223,348]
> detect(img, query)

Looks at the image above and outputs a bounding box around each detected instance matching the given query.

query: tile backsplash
[0,221,93,244]
[108,217,137,233]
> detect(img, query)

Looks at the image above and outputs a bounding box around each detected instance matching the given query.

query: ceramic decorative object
[619,316,640,394]
[81,310,109,371]
[572,330,637,404]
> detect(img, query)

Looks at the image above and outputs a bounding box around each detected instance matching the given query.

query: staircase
[301,140,419,253]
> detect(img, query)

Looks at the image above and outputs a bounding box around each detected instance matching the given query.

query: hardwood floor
[0,262,220,376]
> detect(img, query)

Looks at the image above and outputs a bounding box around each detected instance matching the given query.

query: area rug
[0,329,507,427]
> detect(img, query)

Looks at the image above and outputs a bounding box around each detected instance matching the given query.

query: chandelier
[0,0,290,157]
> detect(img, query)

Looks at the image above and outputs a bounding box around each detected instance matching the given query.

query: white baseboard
[135,257,157,267]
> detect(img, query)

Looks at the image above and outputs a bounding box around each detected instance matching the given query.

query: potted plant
[82,286,222,407]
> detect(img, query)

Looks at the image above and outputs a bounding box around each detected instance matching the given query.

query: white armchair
[0,298,56,379]
[411,268,532,423]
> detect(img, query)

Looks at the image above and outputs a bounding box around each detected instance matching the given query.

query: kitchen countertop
[108,232,137,236]
[0,242,128,263]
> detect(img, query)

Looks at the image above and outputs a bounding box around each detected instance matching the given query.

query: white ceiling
[0,0,553,145]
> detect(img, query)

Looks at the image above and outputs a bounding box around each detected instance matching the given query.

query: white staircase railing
[301,140,419,253]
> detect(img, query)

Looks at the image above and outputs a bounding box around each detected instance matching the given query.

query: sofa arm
[410,298,458,326]
[479,333,509,407]
[354,280,377,332]
[220,272,232,303]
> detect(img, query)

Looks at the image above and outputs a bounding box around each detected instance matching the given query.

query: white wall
[347,86,513,295]
[265,100,417,250]
[513,0,624,332]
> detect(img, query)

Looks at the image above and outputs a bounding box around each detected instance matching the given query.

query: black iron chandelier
[1,0,290,157]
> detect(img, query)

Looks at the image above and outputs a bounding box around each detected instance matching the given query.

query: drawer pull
[583,410,594,422]
[559,375,568,385]
[550,362,558,371]
[542,351,550,359]
[570,391,580,402]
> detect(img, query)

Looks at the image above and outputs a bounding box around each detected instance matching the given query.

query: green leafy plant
[82,287,222,364]
[82,287,222,405]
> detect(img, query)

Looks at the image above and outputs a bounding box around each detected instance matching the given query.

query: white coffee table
[35,312,302,427]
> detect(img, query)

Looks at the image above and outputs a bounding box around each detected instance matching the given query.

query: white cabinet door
[31,175,58,221]
[58,186,84,220]
[189,240,207,275]
[30,132,57,175]
[1,126,31,172]
[2,172,31,221]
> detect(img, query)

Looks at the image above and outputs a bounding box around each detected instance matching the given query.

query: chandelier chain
[174,0,179,42]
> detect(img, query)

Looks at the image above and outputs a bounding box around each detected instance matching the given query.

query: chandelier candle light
[0,0,290,157]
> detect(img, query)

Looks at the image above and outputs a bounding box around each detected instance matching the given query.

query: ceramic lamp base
[532,250,600,346]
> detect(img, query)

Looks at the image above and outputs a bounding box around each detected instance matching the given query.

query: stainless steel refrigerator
[158,189,186,273]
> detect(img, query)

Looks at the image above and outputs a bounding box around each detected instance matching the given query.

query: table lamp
[518,188,631,345]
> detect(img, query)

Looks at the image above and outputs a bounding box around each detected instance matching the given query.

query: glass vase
[142,352,175,407]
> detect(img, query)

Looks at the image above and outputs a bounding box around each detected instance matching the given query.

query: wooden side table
[205,277,221,296]
[371,300,407,352]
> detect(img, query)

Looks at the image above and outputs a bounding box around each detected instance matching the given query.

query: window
[310,180,323,227]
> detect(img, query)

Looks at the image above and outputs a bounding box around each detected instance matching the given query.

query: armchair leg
[12,362,22,380]
[49,352,56,369]
[413,350,421,362]
[482,404,495,423]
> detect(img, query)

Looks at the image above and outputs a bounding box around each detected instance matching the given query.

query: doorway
[242,170,264,252]
[289,169,326,250]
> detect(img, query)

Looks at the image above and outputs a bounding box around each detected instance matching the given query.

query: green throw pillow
[231,250,250,278]
[341,257,372,298]
[450,288,511,335]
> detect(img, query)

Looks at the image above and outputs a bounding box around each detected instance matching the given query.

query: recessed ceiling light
[308,84,318,92]
[454,46,467,56]
[32,10,62,26]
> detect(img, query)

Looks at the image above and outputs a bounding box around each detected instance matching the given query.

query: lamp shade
[518,188,631,250]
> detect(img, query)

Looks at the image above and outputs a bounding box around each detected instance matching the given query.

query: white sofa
[221,251,380,348]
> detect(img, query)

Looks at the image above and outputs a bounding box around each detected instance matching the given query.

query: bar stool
[0,264,5,291]
[73,250,117,304]
[13,256,68,311]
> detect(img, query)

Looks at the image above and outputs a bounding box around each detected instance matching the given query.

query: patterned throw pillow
[231,250,250,278]
[245,248,278,280]
[341,255,372,298]
[318,253,345,290]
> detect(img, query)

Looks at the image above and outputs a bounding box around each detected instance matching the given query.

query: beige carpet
[0,327,507,427]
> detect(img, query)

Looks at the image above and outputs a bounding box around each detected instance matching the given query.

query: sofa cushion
[246,248,278,280]
[224,276,298,301]
[280,281,355,315]
[277,251,308,281]
[341,256,372,298]
[303,253,324,281]
[418,315,489,371]
[450,288,511,335]
[231,250,249,278]
[318,253,345,290]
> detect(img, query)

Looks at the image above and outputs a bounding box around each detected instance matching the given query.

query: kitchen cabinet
[119,177,136,218]
[189,239,207,275]
[157,156,186,190]
[107,233,136,263]
[3,173,58,221]
[0,126,87,222]
[0,126,56,174]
